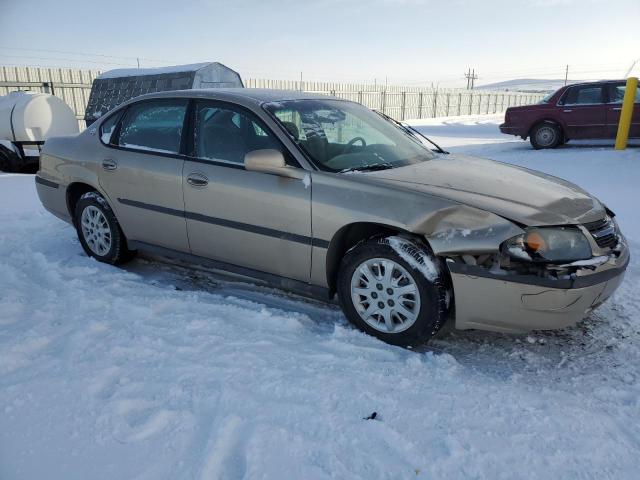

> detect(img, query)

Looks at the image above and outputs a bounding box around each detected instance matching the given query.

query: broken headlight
[504,227,592,263]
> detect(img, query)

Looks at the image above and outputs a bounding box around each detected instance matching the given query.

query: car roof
[129,88,341,106]
[564,79,626,89]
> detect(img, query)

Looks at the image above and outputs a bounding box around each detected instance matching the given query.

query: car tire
[337,236,450,347]
[530,122,562,150]
[0,144,21,172]
[74,191,136,265]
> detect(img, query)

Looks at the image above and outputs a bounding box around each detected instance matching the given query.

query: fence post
[381,90,386,115]
[432,90,438,118]
[418,92,423,119]
[468,93,473,115]
[457,93,462,116]
[446,93,450,116]
[401,91,406,120]
[486,94,491,114]
[358,91,363,105]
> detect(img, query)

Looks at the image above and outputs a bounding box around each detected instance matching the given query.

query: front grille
[584,217,619,250]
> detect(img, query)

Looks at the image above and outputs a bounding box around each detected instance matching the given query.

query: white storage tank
[0,91,79,142]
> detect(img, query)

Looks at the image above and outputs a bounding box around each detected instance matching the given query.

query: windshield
[538,90,556,104]
[264,99,436,172]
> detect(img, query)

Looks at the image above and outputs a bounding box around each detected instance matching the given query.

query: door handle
[563,109,573,113]
[611,107,622,111]
[102,159,117,171]
[187,173,209,187]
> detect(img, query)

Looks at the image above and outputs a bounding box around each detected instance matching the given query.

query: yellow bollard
[615,77,638,150]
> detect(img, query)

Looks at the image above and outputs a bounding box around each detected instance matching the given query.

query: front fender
[310,172,524,288]
[420,204,524,255]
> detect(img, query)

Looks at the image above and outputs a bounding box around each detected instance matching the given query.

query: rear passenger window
[608,84,640,104]
[563,86,604,105]
[194,103,282,164]
[99,111,123,144]
[118,100,188,154]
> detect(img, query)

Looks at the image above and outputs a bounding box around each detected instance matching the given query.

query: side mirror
[244,149,298,177]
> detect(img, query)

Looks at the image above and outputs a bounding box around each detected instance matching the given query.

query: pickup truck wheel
[0,144,21,172]
[530,122,561,149]
[337,236,450,347]
[74,192,135,265]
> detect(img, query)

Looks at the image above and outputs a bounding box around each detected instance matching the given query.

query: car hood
[366,154,605,226]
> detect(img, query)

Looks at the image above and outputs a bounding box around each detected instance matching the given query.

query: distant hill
[477,79,578,93]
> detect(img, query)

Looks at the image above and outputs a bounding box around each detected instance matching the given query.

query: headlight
[504,227,592,263]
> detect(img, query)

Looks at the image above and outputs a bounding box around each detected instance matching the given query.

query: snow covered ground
[1,117,639,479]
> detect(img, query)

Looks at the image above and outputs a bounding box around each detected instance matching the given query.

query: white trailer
[0,91,79,172]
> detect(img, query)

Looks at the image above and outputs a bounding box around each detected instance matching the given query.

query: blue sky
[1,0,638,87]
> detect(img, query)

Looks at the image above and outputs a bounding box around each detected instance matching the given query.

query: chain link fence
[1,66,545,130]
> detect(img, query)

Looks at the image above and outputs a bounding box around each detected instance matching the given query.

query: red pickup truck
[500,80,640,149]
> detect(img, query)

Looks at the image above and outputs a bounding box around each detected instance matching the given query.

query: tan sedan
[35,89,629,346]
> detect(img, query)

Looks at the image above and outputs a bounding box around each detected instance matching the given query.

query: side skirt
[128,240,334,303]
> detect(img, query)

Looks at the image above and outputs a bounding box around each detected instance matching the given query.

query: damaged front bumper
[445,243,629,333]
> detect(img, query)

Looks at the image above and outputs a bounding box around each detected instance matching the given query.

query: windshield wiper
[339,162,395,173]
[374,110,449,154]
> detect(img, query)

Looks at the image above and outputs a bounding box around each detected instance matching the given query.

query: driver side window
[193,102,282,164]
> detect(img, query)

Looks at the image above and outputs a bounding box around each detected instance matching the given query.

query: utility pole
[464,68,478,90]
[564,65,569,85]
[299,71,303,91]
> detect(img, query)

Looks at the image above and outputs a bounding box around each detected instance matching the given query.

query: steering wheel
[343,136,367,153]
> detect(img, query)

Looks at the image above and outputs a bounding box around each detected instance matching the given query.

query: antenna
[624,59,638,78]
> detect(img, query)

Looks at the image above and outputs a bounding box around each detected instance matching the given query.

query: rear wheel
[74,192,135,264]
[530,122,562,149]
[337,236,450,347]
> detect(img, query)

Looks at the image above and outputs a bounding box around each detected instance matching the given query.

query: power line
[464,68,478,89]
[0,46,180,65]
[0,54,136,67]
[1,45,629,79]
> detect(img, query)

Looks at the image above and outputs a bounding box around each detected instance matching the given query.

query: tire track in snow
[199,415,247,480]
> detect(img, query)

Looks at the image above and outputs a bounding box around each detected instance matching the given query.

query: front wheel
[74,192,135,265]
[337,236,450,347]
[530,122,562,149]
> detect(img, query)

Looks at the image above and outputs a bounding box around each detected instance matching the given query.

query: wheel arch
[66,181,103,223]
[325,221,428,295]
